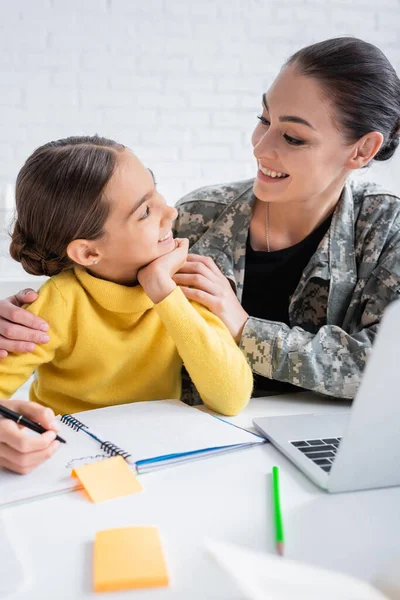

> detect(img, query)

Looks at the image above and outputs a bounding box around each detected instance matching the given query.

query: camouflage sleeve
[240,318,377,399]
[173,200,227,247]
[240,236,400,400]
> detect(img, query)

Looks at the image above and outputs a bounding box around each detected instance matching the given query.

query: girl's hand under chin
[137,238,189,304]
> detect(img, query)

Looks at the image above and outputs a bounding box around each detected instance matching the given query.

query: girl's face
[88,149,177,285]
[251,65,354,205]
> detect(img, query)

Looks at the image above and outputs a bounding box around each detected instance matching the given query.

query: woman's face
[91,149,177,285]
[251,65,354,205]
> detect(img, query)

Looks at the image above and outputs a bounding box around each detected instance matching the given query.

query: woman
[172,36,400,401]
[1,37,400,401]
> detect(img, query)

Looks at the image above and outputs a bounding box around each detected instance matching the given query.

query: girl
[0,136,253,473]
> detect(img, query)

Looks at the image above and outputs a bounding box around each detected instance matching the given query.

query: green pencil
[272,466,284,556]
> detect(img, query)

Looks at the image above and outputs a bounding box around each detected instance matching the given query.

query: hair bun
[9,220,69,276]
[374,134,400,162]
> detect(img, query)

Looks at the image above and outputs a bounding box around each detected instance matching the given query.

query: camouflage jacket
[174,178,400,400]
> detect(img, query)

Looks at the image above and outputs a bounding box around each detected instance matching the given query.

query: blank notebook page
[0,400,259,507]
[78,399,259,462]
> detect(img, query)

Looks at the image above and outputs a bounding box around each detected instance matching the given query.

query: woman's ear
[67,239,101,267]
[346,131,384,170]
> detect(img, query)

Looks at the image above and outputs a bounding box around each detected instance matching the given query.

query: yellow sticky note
[93,526,169,592]
[71,456,143,503]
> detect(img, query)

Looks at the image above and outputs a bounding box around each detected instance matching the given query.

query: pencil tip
[276,542,284,556]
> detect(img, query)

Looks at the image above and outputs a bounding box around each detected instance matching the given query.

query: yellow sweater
[0,268,252,416]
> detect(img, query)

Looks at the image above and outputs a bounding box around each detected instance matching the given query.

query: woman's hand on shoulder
[173,254,249,342]
[0,289,49,357]
[0,399,60,474]
[138,238,189,304]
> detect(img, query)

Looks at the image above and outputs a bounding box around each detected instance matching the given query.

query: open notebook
[0,400,263,508]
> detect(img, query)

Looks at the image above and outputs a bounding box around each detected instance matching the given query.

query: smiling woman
[172,36,400,402]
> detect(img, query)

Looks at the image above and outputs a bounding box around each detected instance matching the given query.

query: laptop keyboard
[290,438,342,473]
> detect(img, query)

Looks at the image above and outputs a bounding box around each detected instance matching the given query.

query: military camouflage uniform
[173,178,400,401]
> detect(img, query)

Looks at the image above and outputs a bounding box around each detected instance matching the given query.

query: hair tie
[40,258,48,276]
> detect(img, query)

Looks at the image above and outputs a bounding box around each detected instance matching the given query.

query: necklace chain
[265,202,270,252]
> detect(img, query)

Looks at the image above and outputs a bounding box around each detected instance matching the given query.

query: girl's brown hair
[10,135,125,277]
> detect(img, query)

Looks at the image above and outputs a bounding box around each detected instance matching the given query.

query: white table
[2,393,400,599]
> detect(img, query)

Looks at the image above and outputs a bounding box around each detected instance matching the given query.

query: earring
[93,259,99,265]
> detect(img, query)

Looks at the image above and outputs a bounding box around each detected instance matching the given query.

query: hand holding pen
[0,399,62,475]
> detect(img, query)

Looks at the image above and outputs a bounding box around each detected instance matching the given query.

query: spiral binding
[60,414,87,432]
[100,440,131,460]
[60,415,132,462]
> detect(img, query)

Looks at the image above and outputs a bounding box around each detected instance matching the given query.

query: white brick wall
[0,0,399,287]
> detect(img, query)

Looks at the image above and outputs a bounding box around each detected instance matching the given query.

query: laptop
[253,299,400,493]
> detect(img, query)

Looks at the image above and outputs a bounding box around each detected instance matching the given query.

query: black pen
[0,404,66,443]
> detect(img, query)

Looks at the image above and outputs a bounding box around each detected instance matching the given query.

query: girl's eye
[284,134,305,146]
[139,205,150,220]
[257,115,270,126]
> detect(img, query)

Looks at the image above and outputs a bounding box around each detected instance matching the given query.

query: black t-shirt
[241,215,332,395]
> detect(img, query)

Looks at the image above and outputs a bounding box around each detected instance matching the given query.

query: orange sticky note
[71,456,143,503]
[93,526,169,592]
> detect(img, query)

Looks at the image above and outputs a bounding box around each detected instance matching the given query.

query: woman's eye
[257,115,270,126]
[139,206,150,220]
[284,134,305,146]
[257,115,305,146]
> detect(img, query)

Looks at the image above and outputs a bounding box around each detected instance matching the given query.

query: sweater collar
[74,267,154,314]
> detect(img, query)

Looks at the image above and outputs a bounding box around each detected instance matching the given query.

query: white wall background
[0,0,399,289]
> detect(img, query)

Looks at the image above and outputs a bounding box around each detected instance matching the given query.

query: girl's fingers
[4,400,57,431]
[0,419,57,453]
[0,440,60,474]
[173,237,188,248]
[174,238,189,254]
[0,456,29,474]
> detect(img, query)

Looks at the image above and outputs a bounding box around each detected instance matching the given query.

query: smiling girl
[0,136,253,474]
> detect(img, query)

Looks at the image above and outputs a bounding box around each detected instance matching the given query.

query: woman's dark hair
[10,135,125,276]
[286,37,400,162]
